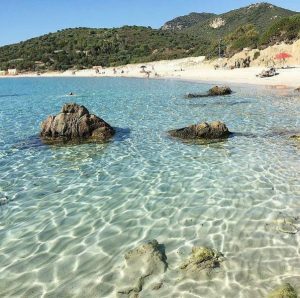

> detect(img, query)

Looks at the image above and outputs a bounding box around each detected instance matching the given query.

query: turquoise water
[0,77,299,297]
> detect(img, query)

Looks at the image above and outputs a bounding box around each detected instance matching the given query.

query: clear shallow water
[0,77,299,297]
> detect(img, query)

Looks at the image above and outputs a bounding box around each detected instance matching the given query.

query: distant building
[8,69,18,75]
[0,70,7,76]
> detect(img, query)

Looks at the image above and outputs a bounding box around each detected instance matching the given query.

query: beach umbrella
[275,52,292,65]
[140,65,147,72]
[275,52,292,60]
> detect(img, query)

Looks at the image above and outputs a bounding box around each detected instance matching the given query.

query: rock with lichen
[117,240,167,297]
[180,246,224,276]
[267,283,297,298]
[168,121,231,140]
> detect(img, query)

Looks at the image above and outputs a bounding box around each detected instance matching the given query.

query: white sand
[1,41,300,88]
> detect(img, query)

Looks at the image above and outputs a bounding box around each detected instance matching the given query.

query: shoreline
[1,60,300,89]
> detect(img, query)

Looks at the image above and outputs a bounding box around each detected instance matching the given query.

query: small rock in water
[267,283,297,298]
[295,87,300,92]
[208,86,232,96]
[185,86,232,98]
[0,196,8,205]
[180,246,224,276]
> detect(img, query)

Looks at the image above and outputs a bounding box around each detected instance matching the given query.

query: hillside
[0,2,299,72]
[183,3,299,56]
[161,12,216,30]
[260,14,300,45]
[0,26,208,71]
[184,3,297,37]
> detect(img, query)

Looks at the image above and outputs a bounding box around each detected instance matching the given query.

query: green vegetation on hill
[0,2,299,72]
[0,26,209,71]
[260,14,300,45]
[225,24,259,56]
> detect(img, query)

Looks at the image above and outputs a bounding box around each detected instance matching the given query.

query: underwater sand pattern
[0,78,299,297]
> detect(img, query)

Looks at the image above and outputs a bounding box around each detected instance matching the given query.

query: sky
[0,0,299,46]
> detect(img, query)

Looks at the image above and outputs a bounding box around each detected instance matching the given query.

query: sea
[0,77,299,297]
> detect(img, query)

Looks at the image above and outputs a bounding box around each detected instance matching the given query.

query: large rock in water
[40,103,115,143]
[169,121,231,140]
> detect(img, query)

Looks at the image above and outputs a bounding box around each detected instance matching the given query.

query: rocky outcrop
[295,87,300,92]
[40,103,115,143]
[209,17,226,29]
[267,283,297,298]
[117,240,167,296]
[180,247,224,276]
[185,86,232,98]
[169,121,231,140]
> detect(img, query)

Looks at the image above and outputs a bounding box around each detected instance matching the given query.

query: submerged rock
[0,196,8,205]
[185,93,206,99]
[151,281,163,290]
[266,213,300,235]
[185,86,232,98]
[180,247,224,275]
[118,240,167,296]
[268,283,297,298]
[291,135,300,142]
[168,121,231,140]
[40,103,115,144]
